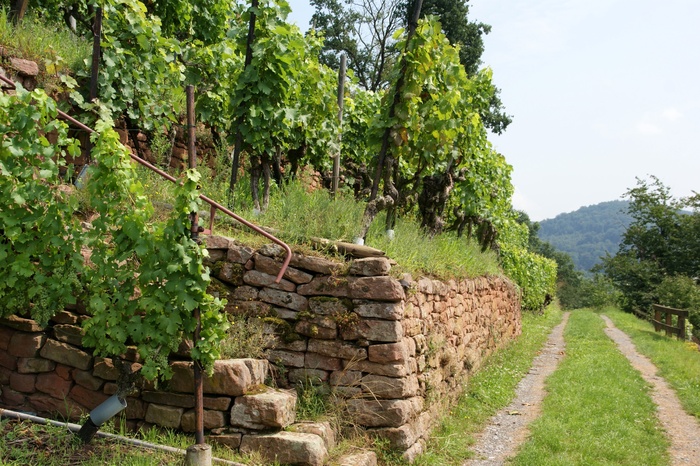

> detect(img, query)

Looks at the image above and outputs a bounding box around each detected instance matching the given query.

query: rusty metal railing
[0,74,291,282]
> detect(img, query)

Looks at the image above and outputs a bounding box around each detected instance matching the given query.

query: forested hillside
[538,200,632,272]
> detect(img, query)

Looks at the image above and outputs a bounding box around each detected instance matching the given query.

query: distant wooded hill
[537,200,632,272]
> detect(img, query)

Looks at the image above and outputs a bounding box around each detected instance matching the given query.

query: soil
[464,312,571,465]
[602,315,700,465]
[464,312,700,466]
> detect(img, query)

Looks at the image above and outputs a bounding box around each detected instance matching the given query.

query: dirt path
[463,312,570,466]
[601,315,700,465]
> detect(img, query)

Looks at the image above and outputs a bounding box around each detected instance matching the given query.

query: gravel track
[463,312,570,465]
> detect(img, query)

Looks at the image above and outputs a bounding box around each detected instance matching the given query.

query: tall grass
[0,9,90,77]
[511,310,669,466]
[604,307,700,417]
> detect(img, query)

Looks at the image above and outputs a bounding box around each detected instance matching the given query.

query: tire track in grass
[463,312,570,465]
[602,315,700,465]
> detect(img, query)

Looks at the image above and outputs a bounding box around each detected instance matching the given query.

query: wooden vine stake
[332,53,346,197]
[185,84,211,466]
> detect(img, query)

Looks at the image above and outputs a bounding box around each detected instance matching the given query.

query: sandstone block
[268,350,305,368]
[305,352,342,371]
[28,393,83,420]
[0,315,43,332]
[0,351,17,370]
[289,254,342,275]
[368,341,409,363]
[142,390,195,408]
[290,421,336,450]
[259,288,308,311]
[9,57,39,76]
[240,431,328,466]
[9,332,46,357]
[145,403,184,429]
[17,357,55,374]
[217,262,245,285]
[10,372,36,393]
[254,253,313,284]
[36,372,72,398]
[353,301,404,320]
[348,257,392,276]
[345,398,417,427]
[49,310,80,325]
[53,324,84,346]
[341,319,403,343]
[308,296,352,316]
[307,339,367,361]
[70,384,109,410]
[169,360,256,396]
[330,370,362,388]
[228,244,255,264]
[181,409,227,432]
[230,388,297,429]
[203,235,232,249]
[209,433,242,449]
[232,285,259,301]
[204,396,231,411]
[349,277,405,301]
[337,451,378,466]
[295,316,337,340]
[40,339,92,370]
[353,360,410,378]
[93,358,119,381]
[243,270,296,292]
[361,374,419,399]
[0,326,13,350]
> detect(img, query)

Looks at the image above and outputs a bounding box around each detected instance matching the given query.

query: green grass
[414,303,564,465]
[510,310,669,466]
[603,307,700,418]
[0,9,90,81]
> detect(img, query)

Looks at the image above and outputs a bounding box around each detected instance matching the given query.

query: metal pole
[332,54,346,197]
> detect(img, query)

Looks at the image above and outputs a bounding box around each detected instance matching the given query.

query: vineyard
[0,0,557,383]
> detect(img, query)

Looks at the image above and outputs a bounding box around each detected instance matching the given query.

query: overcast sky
[286,0,700,220]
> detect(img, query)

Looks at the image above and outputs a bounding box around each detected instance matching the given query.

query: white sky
[286,0,700,220]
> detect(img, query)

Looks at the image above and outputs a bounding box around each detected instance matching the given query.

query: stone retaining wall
[0,235,520,463]
[204,235,521,460]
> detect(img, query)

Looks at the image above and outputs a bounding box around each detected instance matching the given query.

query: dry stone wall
[0,234,520,463]
[204,235,521,460]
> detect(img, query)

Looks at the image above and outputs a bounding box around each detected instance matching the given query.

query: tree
[310,0,403,91]
[402,0,511,133]
[601,176,700,321]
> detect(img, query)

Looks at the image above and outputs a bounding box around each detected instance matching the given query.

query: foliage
[311,0,402,92]
[515,210,619,310]
[0,86,85,326]
[400,0,511,133]
[78,0,185,130]
[601,176,700,320]
[0,7,90,78]
[1,87,226,381]
[82,120,226,380]
[511,310,669,466]
[499,221,557,311]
